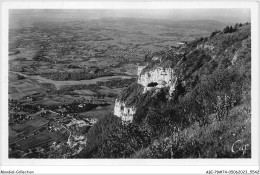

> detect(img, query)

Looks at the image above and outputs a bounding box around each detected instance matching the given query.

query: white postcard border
[1,1,259,168]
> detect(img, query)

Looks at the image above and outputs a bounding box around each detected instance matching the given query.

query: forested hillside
[78,23,251,159]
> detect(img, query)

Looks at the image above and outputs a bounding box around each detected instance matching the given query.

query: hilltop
[79,23,251,158]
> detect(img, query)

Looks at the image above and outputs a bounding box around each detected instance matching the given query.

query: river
[10,71,134,90]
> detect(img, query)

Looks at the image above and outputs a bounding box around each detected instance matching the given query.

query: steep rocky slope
[79,23,251,158]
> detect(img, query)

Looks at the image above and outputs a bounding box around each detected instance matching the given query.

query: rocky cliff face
[137,66,146,76]
[81,23,251,159]
[113,23,251,124]
[137,67,177,94]
[114,66,178,123]
[114,99,136,123]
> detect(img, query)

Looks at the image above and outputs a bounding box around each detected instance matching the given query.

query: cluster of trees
[63,102,109,113]
[210,30,221,37]
[17,74,26,80]
[41,69,114,81]
[9,99,41,113]
[9,113,32,125]
[211,23,244,37]
[96,78,136,89]
[55,84,100,93]
[223,26,236,34]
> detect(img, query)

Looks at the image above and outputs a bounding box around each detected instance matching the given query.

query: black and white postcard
[1,1,259,174]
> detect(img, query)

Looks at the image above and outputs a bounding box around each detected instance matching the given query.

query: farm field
[15,131,62,151]
[8,11,229,158]
[78,105,113,119]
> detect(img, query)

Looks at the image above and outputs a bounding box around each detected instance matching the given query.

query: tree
[223,26,230,33]
[229,26,234,33]
[211,30,220,37]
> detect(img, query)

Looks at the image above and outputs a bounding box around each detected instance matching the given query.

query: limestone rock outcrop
[114,99,136,123]
[137,67,177,94]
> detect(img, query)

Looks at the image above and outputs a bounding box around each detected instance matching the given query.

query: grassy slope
[133,102,251,158]
[132,24,251,158]
[79,23,251,158]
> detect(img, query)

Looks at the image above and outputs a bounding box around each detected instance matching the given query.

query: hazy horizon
[9,9,250,29]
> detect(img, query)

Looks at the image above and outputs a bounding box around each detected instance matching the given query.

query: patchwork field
[12,117,48,133]
[78,105,113,119]
[9,73,47,100]
[8,14,229,158]
[15,131,62,151]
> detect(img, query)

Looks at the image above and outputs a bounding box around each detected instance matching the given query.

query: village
[9,95,99,158]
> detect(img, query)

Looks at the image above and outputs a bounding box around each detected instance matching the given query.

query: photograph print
[8,9,251,159]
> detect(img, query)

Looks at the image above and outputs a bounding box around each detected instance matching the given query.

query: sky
[9,9,251,28]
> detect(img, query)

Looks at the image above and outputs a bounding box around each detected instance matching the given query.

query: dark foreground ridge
[78,23,251,158]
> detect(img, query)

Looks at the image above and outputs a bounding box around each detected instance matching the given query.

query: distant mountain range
[9,9,249,29]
